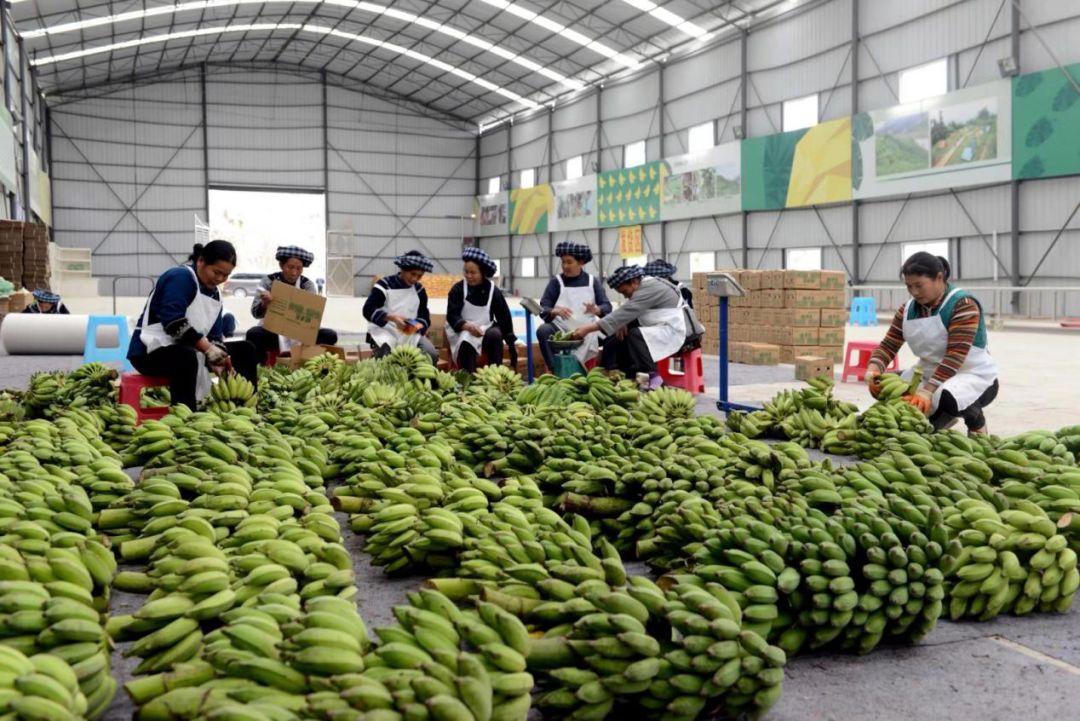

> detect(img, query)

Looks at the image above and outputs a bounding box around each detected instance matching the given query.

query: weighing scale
[707,272,761,415]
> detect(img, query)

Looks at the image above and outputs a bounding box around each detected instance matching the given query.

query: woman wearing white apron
[536,242,612,372]
[363,250,438,363]
[865,252,999,434]
[643,259,705,352]
[247,245,338,366]
[446,248,518,373]
[128,241,258,411]
[23,289,70,314]
[572,265,686,390]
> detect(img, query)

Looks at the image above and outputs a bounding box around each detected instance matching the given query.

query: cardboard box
[264,280,327,345]
[747,343,779,365]
[783,290,818,309]
[795,355,834,381]
[791,327,820,346]
[816,290,846,309]
[818,327,845,346]
[785,307,820,328]
[816,345,844,364]
[782,270,822,289]
[780,345,818,364]
[820,308,846,327]
[740,270,762,291]
[820,271,846,290]
[7,289,31,312]
[288,344,346,368]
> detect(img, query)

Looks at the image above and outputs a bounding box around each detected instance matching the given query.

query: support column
[322,71,329,231]
[1009,0,1022,312]
[740,31,749,269]
[506,120,513,293]
[850,0,861,284]
[201,64,210,218]
[547,106,554,276]
[596,87,604,276]
[18,36,29,221]
[658,64,666,261]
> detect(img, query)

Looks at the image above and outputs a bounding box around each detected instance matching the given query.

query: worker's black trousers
[603,327,656,376]
[455,327,504,372]
[246,325,338,366]
[130,341,258,411]
[930,379,1000,432]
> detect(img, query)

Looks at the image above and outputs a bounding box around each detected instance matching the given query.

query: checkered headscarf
[32,289,61,304]
[606,264,645,289]
[275,245,315,267]
[643,259,677,279]
[555,242,592,264]
[394,251,434,273]
[462,247,497,278]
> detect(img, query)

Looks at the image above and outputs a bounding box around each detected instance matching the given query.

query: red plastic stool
[657,348,705,394]
[584,358,598,371]
[841,341,897,382]
[264,350,279,367]
[118,373,171,424]
[445,335,487,371]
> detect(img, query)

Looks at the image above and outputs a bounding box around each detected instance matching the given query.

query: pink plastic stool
[841,341,897,382]
[657,348,705,394]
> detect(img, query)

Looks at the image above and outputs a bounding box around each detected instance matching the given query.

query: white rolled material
[1,314,123,355]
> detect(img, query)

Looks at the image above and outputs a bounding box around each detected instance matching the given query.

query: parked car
[222,272,264,298]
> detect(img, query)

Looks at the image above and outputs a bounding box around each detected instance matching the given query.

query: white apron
[258,276,303,353]
[367,285,422,349]
[446,282,494,360]
[552,273,602,365]
[637,278,687,362]
[139,265,221,401]
[899,287,997,414]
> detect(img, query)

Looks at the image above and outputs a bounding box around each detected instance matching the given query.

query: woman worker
[643,258,704,352]
[246,245,338,365]
[571,265,685,390]
[535,242,611,373]
[23,289,69,314]
[362,250,438,363]
[446,248,518,372]
[865,252,998,434]
[127,241,258,410]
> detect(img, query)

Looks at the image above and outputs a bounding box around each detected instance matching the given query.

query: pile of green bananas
[0,644,93,721]
[473,364,525,396]
[204,372,257,414]
[23,372,64,416]
[725,378,858,448]
[517,370,639,411]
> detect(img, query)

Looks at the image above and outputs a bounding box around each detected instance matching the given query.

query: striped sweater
[868,295,981,392]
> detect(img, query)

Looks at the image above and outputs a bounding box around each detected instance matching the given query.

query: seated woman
[643,259,704,352]
[535,242,611,373]
[446,248,518,372]
[362,250,439,363]
[23,289,69,314]
[572,265,685,389]
[246,245,338,365]
[127,240,257,411]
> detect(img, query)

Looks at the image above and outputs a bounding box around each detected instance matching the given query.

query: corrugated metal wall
[49,65,475,296]
[479,0,1080,314]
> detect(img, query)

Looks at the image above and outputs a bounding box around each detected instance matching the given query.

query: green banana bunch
[204,372,258,414]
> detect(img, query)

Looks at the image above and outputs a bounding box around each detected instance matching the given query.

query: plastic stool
[265,350,279,367]
[657,348,705,394]
[848,297,877,326]
[841,341,898,382]
[118,372,170,424]
[445,335,487,371]
[84,315,133,371]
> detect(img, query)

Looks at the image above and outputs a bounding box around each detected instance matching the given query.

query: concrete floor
[3,303,1080,718]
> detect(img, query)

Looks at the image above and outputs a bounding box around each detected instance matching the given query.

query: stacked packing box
[373,274,459,299]
[694,268,847,367]
[0,220,24,288]
[21,223,51,292]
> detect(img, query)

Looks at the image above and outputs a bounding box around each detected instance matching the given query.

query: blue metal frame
[525,312,535,383]
[716,296,760,415]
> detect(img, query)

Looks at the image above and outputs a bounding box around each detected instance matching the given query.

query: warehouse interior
[0,1,1077,721]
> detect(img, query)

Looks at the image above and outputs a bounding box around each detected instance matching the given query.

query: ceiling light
[619,0,709,39]
[20,0,584,92]
[478,0,641,69]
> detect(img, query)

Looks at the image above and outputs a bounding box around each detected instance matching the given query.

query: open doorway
[208,188,326,297]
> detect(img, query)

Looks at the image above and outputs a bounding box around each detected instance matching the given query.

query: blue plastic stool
[84,315,134,371]
[848,297,877,326]
[510,307,539,343]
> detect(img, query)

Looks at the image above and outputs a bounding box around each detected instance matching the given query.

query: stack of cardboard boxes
[0,220,24,289]
[21,223,50,292]
[691,269,847,367]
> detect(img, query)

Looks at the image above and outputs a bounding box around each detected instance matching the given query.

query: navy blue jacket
[128,265,224,359]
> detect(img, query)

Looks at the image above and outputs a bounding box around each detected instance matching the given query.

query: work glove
[865,367,882,399]
[903,388,933,416]
[205,342,230,367]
